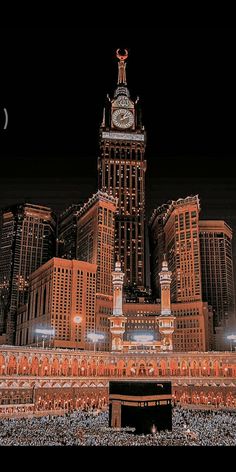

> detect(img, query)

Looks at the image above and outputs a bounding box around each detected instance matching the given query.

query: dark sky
[0,28,235,239]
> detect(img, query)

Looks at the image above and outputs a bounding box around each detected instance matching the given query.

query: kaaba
[109,381,172,434]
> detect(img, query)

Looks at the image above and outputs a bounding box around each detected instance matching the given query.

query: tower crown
[116,48,128,85]
[161,254,169,271]
[114,48,130,98]
[115,258,122,272]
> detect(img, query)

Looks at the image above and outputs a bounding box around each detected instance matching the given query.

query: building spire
[116,49,128,85]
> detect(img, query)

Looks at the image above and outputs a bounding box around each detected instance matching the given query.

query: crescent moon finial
[116,48,128,61]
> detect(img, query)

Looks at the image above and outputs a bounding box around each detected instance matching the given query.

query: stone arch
[190,359,199,376]
[31,356,39,376]
[138,361,147,376]
[79,358,88,376]
[19,356,29,375]
[72,358,79,376]
[202,359,209,376]
[127,360,137,377]
[147,362,155,376]
[41,356,50,376]
[97,360,105,376]
[0,354,6,375]
[8,355,17,375]
[61,358,69,376]
[181,360,188,375]
[117,359,126,376]
[51,358,60,376]
[159,359,167,376]
[170,359,178,375]
[213,360,219,376]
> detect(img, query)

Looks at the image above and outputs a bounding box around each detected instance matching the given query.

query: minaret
[109,259,127,351]
[158,255,175,351]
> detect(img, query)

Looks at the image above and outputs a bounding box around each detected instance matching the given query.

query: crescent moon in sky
[116,49,128,61]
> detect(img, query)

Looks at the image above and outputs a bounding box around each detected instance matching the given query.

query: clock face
[112,109,134,129]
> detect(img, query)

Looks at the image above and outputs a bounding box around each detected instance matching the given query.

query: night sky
[0,28,236,248]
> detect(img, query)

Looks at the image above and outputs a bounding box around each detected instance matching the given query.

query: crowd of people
[0,406,235,446]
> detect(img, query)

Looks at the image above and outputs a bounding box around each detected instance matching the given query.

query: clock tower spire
[98,50,147,289]
[116,48,128,85]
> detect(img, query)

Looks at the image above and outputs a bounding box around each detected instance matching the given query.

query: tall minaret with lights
[109,259,127,351]
[158,255,175,351]
[98,49,147,290]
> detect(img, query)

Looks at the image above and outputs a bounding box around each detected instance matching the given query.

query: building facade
[149,198,235,351]
[1,346,236,413]
[16,258,97,350]
[76,191,116,297]
[199,220,235,334]
[165,195,201,303]
[0,203,56,344]
[57,204,82,260]
[95,297,212,352]
[76,191,117,351]
[98,49,147,289]
[149,203,169,298]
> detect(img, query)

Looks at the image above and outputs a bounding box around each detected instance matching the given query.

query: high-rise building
[199,220,235,332]
[76,191,117,351]
[98,49,147,289]
[149,203,169,298]
[149,196,202,303]
[0,203,56,344]
[57,204,82,259]
[76,191,117,296]
[16,258,97,349]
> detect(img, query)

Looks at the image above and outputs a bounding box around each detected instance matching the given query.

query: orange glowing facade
[98,50,147,289]
[16,258,97,349]
[76,192,116,351]
[95,296,212,352]
[76,191,116,297]
[2,346,236,414]
[150,196,202,303]
[75,191,117,351]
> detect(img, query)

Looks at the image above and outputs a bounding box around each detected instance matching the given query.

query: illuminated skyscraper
[16,258,97,349]
[0,203,56,344]
[199,220,235,331]
[98,49,146,289]
[76,191,116,297]
[149,196,202,303]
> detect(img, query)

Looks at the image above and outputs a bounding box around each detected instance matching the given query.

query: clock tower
[98,49,147,289]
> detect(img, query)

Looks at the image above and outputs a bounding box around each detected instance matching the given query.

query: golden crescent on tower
[116,49,128,61]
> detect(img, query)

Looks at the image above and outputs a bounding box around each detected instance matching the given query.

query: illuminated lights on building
[16,258,97,350]
[98,49,146,289]
[0,204,56,345]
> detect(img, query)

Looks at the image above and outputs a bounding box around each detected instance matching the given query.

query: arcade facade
[0,346,236,413]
